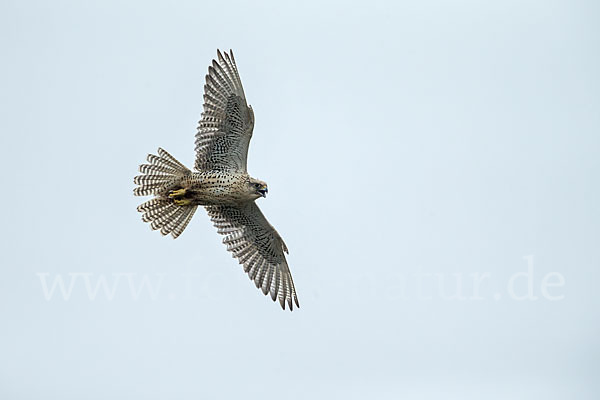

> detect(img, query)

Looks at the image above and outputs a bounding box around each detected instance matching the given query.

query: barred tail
[136,197,197,238]
[133,147,190,196]
[133,148,197,238]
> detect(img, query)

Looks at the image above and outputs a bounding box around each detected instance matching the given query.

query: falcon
[133,50,299,310]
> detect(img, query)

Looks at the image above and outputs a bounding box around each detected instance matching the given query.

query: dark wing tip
[215,48,233,59]
[276,294,299,311]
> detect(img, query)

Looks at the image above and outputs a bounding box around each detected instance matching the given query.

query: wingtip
[216,48,233,59]
[276,296,299,311]
[216,49,225,64]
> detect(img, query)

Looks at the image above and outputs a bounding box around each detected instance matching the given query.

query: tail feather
[150,205,180,230]
[147,151,187,172]
[137,198,164,212]
[162,205,197,237]
[145,154,178,171]
[171,206,198,238]
[139,164,177,175]
[134,183,169,196]
[134,148,189,196]
[134,148,198,239]
[133,175,172,185]
[139,199,172,222]
[157,147,187,169]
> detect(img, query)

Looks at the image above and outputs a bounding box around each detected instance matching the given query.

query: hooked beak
[258,186,268,198]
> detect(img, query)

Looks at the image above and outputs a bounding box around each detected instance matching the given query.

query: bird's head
[247,178,268,199]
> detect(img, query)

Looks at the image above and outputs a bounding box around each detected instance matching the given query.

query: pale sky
[1,0,599,399]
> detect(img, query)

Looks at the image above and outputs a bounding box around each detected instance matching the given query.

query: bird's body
[133,50,299,310]
[151,171,261,206]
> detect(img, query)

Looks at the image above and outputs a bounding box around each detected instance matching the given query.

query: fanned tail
[136,197,197,238]
[134,148,198,238]
[133,148,190,196]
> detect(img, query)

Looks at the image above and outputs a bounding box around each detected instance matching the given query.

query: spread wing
[205,202,299,310]
[195,49,254,172]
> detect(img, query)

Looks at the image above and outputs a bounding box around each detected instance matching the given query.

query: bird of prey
[133,50,299,310]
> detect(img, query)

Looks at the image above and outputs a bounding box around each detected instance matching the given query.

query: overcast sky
[1,0,599,399]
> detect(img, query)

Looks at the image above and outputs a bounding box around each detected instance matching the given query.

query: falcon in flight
[133,50,299,310]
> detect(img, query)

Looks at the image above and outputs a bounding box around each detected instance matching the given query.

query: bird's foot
[168,188,191,206]
[173,198,192,206]
[168,188,187,198]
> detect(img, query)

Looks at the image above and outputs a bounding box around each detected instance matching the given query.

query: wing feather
[195,49,254,172]
[205,203,299,310]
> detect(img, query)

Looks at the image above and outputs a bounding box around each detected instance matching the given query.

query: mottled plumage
[133,50,299,310]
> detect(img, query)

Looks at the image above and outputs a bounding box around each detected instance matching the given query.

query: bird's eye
[254,183,260,188]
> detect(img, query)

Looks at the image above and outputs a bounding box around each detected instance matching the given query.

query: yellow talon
[169,188,187,198]
[173,198,192,206]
